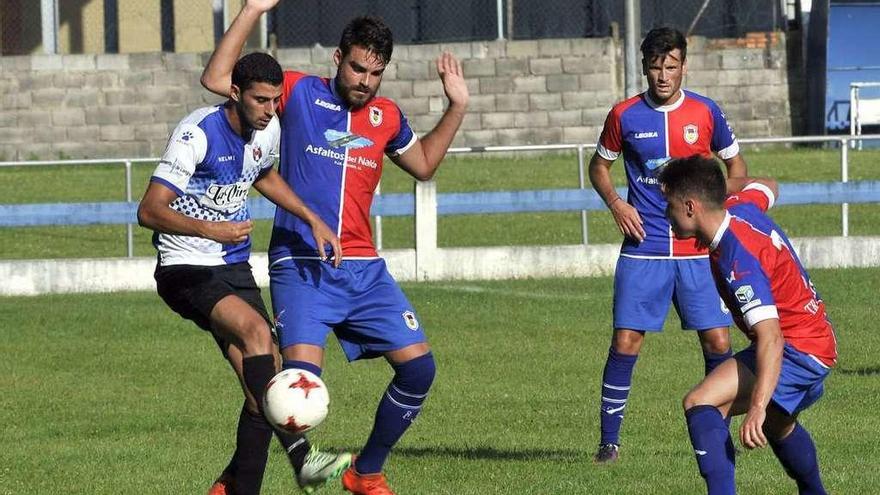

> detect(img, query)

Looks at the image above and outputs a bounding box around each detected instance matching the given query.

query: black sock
[224,404,273,495]
[276,429,311,473]
[241,354,311,473]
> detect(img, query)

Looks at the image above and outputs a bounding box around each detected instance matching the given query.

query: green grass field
[2,268,879,494]
[1,146,879,259]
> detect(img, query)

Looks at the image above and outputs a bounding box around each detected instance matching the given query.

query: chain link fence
[1,0,794,55]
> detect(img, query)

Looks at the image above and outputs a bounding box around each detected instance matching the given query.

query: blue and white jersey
[150,105,280,266]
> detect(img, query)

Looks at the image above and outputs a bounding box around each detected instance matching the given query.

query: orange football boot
[341,466,395,495]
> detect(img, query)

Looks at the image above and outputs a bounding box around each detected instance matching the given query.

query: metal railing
[2,134,880,257]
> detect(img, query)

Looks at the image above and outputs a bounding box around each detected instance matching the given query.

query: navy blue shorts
[613,256,732,331]
[735,343,830,415]
[269,258,427,361]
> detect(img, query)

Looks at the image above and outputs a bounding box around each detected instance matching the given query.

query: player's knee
[392,352,436,395]
[682,389,704,411]
[700,331,731,354]
[238,318,273,354]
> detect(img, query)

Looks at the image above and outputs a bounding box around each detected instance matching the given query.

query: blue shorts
[613,256,732,332]
[269,258,427,361]
[735,343,830,416]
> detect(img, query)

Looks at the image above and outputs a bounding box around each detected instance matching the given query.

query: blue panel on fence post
[1,182,879,227]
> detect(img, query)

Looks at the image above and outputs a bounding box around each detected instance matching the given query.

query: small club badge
[369,106,383,127]
[683,124,699,144]
[402,310,419,330]
[252,145,262,161]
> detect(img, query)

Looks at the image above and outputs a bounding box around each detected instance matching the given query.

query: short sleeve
[725,183,776,212]
[709,101,739,160]
[596,107,622,161]
[151,123,207,196]
[385,106,417,156]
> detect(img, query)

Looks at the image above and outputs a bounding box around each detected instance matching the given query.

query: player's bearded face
[643,48,686,105]
[235,82,282,131]
[334,46,386,109]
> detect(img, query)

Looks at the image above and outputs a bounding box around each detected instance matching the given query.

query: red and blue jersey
[710,184,838,367]
[268,72,416,262]
[598,90,739,257]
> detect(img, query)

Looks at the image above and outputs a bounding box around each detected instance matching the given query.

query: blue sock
[685,405,736,495]
[702,348,733,376]
[355,353,436,474]
[701,349,733,427]
[282,359,322,377]
[770,423,827,495]
[599,347,638,445]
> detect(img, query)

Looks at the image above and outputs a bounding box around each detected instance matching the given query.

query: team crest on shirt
[683,124,699,144]
[402,310,419,330]
[369,106,383,127]
[252,145,262,161]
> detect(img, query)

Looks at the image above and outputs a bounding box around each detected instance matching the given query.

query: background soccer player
[587,27,749,463]
[659,155,836,495]
[138,52,346,495]
[200,1,468,493]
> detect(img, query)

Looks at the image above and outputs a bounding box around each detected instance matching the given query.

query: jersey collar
[643,89,685,113]
[709,211,732,251]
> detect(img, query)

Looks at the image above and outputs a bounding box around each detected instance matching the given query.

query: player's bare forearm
[417,103,466,177]
[726,176,779,198]
[138,184,251,243]
[200,2,270,96]
[588,153,619,205]
[253,169,316,225]
[749,319,784,412]
[723,154,748,178]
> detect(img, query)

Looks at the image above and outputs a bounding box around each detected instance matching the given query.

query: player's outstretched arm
[253,169,342,265]
[740,318,783,450]
[391,52,468,181]
[200,0,279,97]
[588,152,645,242]
[137,182,253,244]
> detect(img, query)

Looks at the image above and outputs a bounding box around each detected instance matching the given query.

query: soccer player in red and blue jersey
[588,27,749,463]
[660,155,835,495]
[201,1,468,493]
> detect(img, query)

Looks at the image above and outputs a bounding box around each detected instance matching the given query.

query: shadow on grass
[836,366,880,376]
[389,445,582,462]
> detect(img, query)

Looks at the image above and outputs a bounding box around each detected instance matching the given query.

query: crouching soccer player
[659,155,836,495]
[137,52,351,495]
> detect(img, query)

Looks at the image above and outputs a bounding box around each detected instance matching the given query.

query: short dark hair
[232,52,283,92]
[640,27,687,62]
[339,16,394,65]
[658,155,726,208]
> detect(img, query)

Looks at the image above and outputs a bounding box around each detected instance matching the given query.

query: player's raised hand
[436,52,469,108]
[610,199,646,242]
[245,0,280,13]
[740,405,768,449]
[205,219,254,244]
[309,219,342,267]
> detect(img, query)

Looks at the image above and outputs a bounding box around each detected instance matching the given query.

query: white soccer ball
[262,369,329,434]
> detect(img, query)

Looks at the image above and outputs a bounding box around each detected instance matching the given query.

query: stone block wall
[0,33,797,161]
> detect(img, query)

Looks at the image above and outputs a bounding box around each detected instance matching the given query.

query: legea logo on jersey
[200,181,250,212]
[634,131,658,139]
[314,98,342,112]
